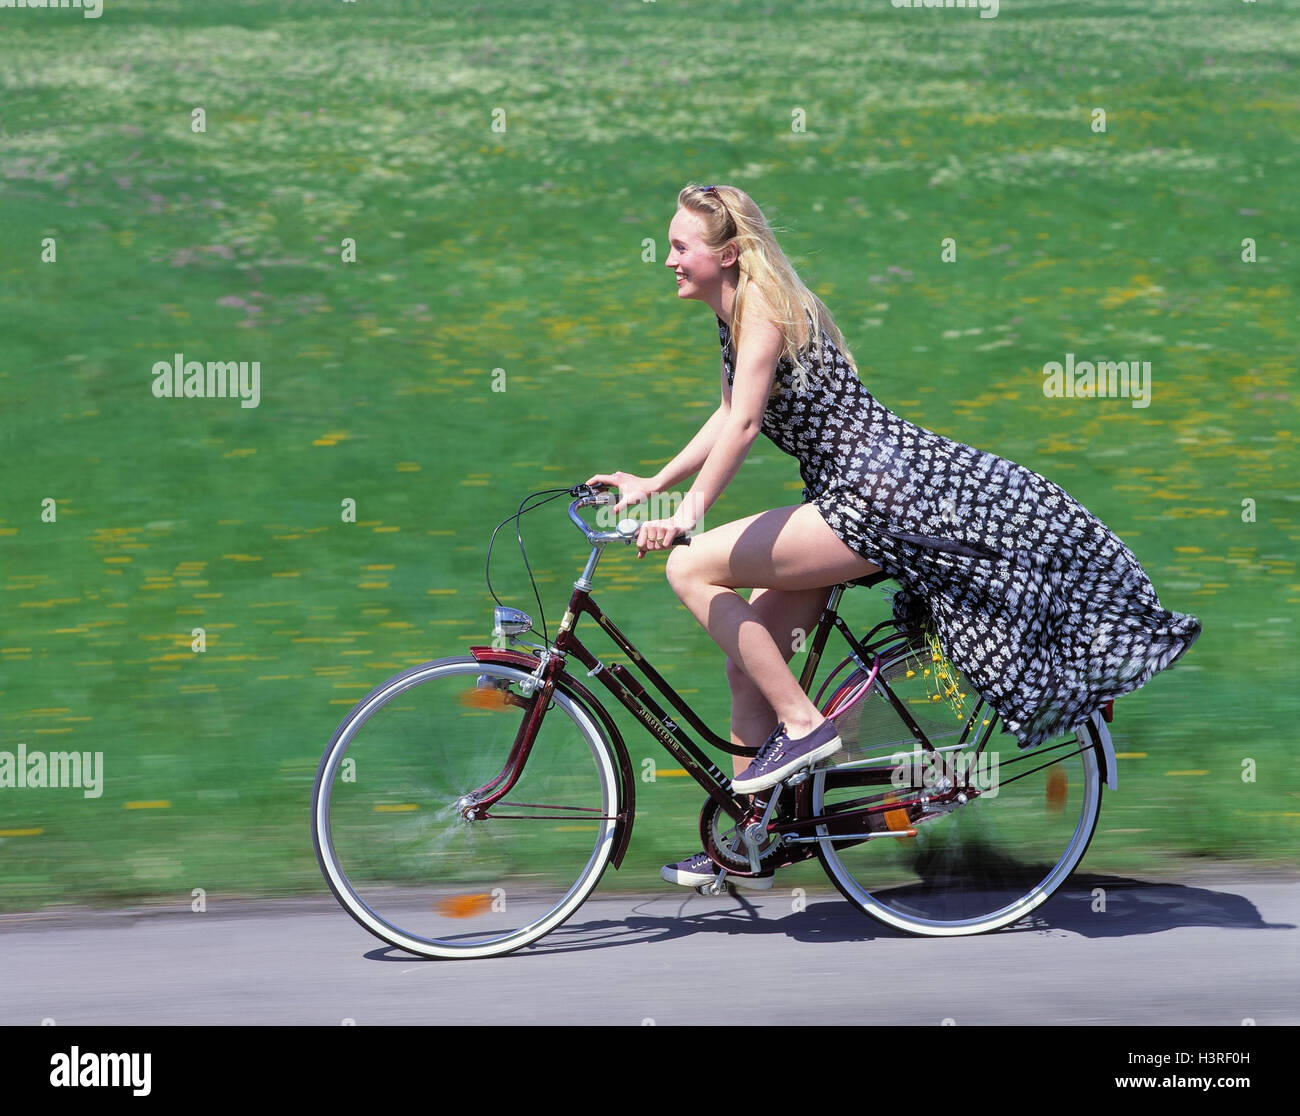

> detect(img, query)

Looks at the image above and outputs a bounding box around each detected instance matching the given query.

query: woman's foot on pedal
[731,719,842,794]
[659,851,774,890]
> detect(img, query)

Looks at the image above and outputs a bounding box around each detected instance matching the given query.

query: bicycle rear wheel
[312,657,620,959]
[812,633,1102,936]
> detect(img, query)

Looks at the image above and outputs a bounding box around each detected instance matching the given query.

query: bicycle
[311,482,1118,959]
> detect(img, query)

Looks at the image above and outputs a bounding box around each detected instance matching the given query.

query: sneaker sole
[730,736,843,794]
[729,873,774,890]
[660,865,715,887]
[659,866,777,890]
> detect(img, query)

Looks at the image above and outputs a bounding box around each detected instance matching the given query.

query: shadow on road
[362,872,1294,961]
[1025,871,1295,938]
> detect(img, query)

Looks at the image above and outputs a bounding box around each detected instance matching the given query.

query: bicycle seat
[844,571,890,589]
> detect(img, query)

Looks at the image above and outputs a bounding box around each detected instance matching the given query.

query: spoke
[988,741,1088,791]
[483,814,618,821]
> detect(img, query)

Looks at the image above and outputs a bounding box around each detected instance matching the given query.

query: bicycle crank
[697,797,783,878]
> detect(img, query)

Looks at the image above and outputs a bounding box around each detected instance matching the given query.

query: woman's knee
[663,543,693,596]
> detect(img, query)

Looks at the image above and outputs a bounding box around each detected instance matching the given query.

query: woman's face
[665,207,736,303]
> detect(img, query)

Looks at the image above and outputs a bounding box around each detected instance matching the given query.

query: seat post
[825,583,847,614]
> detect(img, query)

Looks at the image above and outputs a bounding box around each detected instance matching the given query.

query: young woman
[586,183,1200,890]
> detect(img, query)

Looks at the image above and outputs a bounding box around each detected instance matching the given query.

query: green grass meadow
[1,0,1297,911]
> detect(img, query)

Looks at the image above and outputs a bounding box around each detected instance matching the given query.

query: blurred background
[1,0,1296,912]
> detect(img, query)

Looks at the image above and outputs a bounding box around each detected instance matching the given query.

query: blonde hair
[677,183,860,385]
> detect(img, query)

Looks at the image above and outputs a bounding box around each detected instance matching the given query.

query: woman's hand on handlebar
[634,518,687,559]
[584,471,659,515]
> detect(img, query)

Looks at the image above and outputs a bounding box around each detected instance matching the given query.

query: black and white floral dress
[717,313,1201,748]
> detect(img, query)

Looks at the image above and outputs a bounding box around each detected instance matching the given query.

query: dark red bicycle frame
[462,565,1004,874]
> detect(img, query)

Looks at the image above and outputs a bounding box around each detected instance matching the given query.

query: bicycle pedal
[697,873,731,898]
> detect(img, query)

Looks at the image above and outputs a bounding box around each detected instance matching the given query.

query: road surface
[2,868,1295,1026]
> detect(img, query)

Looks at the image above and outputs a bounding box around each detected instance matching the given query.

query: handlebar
[567,482,692,548]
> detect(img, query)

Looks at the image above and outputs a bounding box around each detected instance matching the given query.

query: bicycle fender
[1089,708,1118,791]
[468,646,637,869]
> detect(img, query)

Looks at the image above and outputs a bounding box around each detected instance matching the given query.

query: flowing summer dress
[717,312,1201,749]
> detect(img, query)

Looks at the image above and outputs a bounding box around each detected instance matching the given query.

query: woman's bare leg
[724,584,834,775]
[665,502,881,740]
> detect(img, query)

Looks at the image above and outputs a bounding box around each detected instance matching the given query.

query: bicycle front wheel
[312,657,620,959]
[812,639,1103,936]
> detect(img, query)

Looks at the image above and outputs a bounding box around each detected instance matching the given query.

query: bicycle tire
[811,635,1103,936]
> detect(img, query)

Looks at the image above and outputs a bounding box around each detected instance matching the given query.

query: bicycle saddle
[845,570,890,588]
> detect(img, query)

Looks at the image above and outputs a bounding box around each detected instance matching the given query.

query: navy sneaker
[660,851,774,890]
[731,719,842,794]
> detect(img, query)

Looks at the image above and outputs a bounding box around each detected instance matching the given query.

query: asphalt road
[2,868,1296,1026]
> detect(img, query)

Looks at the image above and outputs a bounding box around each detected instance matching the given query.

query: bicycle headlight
[493,606,533,638]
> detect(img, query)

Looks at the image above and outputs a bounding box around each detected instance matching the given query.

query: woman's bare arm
[672,311,784,529]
